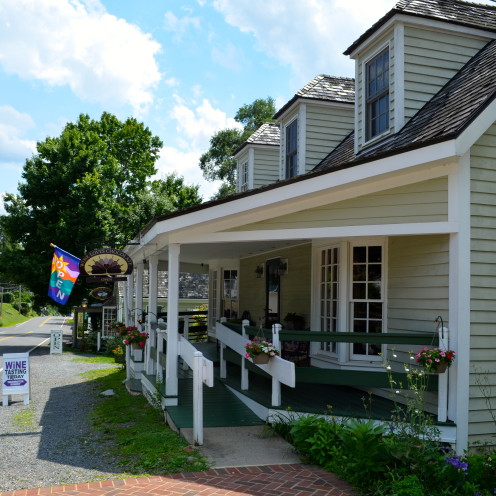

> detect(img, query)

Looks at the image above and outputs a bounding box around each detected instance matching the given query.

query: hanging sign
[2,353,30,406]
[90,287,113,300]
[79,248,133,277]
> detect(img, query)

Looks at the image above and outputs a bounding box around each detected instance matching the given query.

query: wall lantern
[81,298,88,308]
[255,265,264,278]
[277,259,288,276]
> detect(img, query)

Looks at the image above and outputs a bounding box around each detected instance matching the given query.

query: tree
[199,97,276,198]
[0,112,202,309]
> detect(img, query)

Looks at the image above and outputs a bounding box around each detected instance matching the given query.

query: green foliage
[199,97,276,198]
[0,112,202,309]
[87,366,208,474]
[0,302,35,327]
[270,361,496,496]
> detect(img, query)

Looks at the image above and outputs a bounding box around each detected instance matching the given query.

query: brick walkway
[0,464,357,496]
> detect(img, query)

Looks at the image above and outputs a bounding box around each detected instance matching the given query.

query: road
[0,316,71,366]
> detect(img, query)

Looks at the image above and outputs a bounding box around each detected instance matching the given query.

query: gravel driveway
[0,345,126,492]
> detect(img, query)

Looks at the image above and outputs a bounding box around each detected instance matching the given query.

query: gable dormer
[274,75,355,180]
[234,122,280,193]
[345,0,496,154]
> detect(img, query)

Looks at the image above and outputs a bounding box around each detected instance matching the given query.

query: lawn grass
[0,303,36,327]
[75,354,209,475]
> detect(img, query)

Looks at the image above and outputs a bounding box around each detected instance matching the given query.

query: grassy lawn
[0,303,36,327]
[74,353,209,476]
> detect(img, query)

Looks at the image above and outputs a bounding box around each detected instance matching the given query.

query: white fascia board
[348,14,493,59]
[174,222,458,244]
[455,98,496,155]
[140,140,457,246]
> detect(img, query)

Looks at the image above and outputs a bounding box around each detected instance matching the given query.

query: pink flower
[139,341,145,347]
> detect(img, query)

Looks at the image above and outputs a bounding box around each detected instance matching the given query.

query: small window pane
[353,283,366,300]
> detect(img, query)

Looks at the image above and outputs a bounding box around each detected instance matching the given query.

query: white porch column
[165,243,180,399]
[135,261,144,327]
[126,272,134,326]
[148,255,160,381]
[449,152,471,453]
[148,255,159,324]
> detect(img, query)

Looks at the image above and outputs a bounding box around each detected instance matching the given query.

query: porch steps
[164,376,265,429]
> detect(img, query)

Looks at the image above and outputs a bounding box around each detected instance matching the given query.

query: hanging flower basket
[245,340,279,364]
[432,361,448,374]
[252,353,270,364]
[415,347,455,373]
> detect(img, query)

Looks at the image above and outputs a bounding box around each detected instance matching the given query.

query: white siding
[469,122,496,446]
[404,26,487,122]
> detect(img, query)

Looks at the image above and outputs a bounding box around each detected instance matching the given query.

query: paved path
[0,465,356,495]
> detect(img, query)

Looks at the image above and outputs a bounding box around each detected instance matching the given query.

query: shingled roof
[245,122,280,146]
[317,38,496,172]
[274,75,354,119]
[234,122,280,156]
[345,0,496,55]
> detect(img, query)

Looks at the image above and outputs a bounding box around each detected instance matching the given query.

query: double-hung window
[285,119,298,178]
[239,161,249,192]
[366,48,389,140]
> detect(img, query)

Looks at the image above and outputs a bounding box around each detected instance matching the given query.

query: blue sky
[1,0,493,213]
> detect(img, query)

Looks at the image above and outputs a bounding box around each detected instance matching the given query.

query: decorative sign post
[50,329,63,354]
[2,353,30,406]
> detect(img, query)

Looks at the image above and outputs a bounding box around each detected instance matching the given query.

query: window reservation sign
[2,353,30,406]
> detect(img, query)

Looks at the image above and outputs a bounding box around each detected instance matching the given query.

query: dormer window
[285,119,298,178]
[240,161,249,192]
[366,48,389,141]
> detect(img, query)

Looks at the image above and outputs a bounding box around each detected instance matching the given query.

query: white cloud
[211,42,244,71]
[163,11,201,41]
[155,147,221,200]
[0,0,162,113]
[212,0,396,82]
[0,106,36,165]
[170,98,242,150]
[155,98,242,199]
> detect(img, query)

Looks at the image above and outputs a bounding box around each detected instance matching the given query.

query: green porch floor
[147,373,264,429]
[151,342,447,429]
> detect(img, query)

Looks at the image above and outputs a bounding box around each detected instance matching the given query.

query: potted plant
[119,325,149,349]
[415,347,456,373]
[245,340,280,364]
[283,312,305,330]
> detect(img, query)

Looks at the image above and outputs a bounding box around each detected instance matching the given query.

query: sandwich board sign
[2,353,30,406]
[50,329,63,354]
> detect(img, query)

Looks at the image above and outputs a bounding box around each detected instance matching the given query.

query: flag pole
[50,243,57,248]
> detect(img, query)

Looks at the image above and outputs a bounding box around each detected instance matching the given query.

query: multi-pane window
[320,247,339,353]
[285,119,298,178]
[366,48,389,140]
[351,245,383,358]
[240,161,249,192]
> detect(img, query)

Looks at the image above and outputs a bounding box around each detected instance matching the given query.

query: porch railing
[143,322,214,445]
[220,320,450,423]
[216,320,295,407]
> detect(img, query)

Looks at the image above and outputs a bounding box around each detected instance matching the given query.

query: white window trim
[348,239,388,363]
[280,113,299,180]
[361,41,392,148]
[311,238,387,369]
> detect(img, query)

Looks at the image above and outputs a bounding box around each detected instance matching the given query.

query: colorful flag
[48,246,81,305]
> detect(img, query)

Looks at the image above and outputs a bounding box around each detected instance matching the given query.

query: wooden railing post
[271,323,282,406]
[241,319,250,390]
[438,325,449,422]
[219,317,227,378]
[193,351,204,445]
